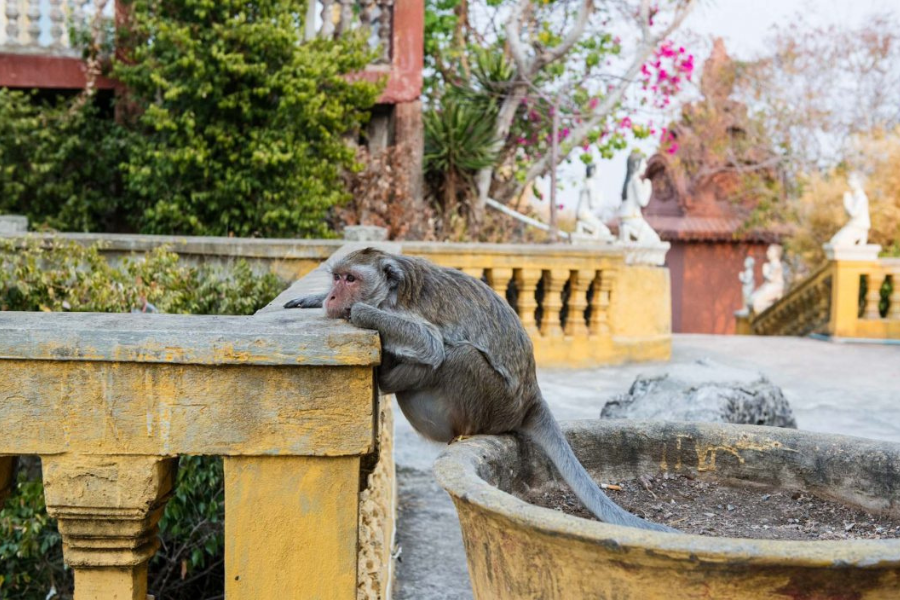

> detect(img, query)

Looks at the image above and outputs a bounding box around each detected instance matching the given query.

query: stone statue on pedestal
[750,245,785,314]
[829,172,871,247]
[573,164,614,242]
[736,256,756,316]
[618,152,661,245]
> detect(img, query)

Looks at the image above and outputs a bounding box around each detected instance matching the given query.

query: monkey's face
[325,270,363,319]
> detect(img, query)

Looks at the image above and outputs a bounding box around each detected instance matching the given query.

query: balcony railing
[0,0,422,101]
[0,256,396,599]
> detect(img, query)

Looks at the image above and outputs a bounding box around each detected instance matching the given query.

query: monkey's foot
[449,435,473,444]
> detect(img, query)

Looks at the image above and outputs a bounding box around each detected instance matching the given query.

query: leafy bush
[0,238,285,599]
[115,0,382,237]
[0,0,381,238]
[0,90,132,233]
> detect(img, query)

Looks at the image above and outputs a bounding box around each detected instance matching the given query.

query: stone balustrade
[2,233,674,368]
[402,242,672,367]
[1,0,394,61]
[0,258,397,600]
[743,256,900,340]
[0,0,107,56]
[305,0,395,63]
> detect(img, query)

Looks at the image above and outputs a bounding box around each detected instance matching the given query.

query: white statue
[737,256,756,316]
[829,172,871,247]
[750,244,785,314]
[574,164,614,241]
[618,152,661,245]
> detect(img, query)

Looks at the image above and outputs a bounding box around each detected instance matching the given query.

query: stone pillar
[864,272,886,320]
[224,456,361,600]
[824,244,882,337]
[589,269,616,336]
[514,268,542,336]
[393,101,427,238]
[539,269,567,338]
[0,457,15,508]
[0,215,28,233]
[486,267,514,302]
[42,455,177,600]
[889,275,900,320]
[564,269,592,337]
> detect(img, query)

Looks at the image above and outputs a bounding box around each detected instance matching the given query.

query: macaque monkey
[285,248,673,532]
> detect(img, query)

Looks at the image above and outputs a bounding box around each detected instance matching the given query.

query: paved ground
[392,335,900,599]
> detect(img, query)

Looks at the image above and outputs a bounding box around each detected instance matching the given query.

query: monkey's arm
[284,292,327,309]
[350,303,445,368]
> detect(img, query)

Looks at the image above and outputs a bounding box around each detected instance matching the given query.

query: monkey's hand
[349,302,381,328]
[284,292,326,309]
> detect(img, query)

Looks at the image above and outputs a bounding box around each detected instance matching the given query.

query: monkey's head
[324,248,407,319]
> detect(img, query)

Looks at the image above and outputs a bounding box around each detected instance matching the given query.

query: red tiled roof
[643,215,787,242]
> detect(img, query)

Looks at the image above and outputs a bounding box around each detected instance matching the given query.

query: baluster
[514,268,541,336]
[26,0,40,46]
[564,269,592,338]
[889,274,900,320]
[319,0,335,38]
[486,267,513,303]
[359,0,375,29]
[589,268,616,336]
[864,272,886,319]
[6,0,20,46]
[540,269,567,338]
[461,267,484,281]
[49,0,65,47]
[335,0,354,36]
[303,0,317,41]
[375,0,393,62]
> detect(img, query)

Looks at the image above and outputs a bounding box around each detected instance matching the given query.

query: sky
[543,0,898,220]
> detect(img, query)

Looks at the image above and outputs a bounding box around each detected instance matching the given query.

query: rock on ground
[600,359,797,428]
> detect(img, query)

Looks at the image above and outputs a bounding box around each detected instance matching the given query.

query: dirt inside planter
[520,473,900,540]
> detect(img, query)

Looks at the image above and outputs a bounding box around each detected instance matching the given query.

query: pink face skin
[325,271,360,319]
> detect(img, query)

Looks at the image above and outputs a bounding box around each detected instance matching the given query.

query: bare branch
[505,0,532,75]
[534,0,593,71]
[509,0,696,200]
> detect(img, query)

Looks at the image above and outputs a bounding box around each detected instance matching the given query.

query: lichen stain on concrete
[690,434,795,472]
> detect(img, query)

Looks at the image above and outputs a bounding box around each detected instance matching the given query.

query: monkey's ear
[381,257,404,290]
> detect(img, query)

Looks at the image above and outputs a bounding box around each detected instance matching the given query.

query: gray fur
[285,248,674,532]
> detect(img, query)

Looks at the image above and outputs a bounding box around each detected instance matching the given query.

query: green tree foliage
[0,0,381,238]
[0,238,284,599]
[0,91,132,233]
[115,0,381,237]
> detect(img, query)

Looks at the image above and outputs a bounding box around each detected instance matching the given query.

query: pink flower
[619,116,633,129]
[589,97,599,109]
[558,203,565,210]
[667,143,679,154]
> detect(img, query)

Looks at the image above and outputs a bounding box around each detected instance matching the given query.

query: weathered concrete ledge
[0,311,379,366]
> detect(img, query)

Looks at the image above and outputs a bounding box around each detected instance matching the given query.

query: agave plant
[424,96,499,229]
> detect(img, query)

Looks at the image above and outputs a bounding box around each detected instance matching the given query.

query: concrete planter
[435,421,900,599]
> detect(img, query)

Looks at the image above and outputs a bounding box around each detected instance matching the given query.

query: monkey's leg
[350,303,445,368]
[378,355,437,393]
[284,292,327,309]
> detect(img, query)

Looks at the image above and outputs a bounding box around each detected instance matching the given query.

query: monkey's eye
[333,273,340,282]
[345,274,356,283]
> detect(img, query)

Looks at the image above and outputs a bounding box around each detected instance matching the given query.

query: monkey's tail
[519,401,676,533]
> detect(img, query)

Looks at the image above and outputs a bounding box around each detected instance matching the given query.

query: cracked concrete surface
[392,335,900,599]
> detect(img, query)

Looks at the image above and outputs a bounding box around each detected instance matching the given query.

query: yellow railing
[746,257,900,339]
[6,234,674,367]
[405,242,672,367]
[0,262,394,600]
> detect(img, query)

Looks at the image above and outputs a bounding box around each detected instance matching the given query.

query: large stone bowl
[434,421,900,599]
